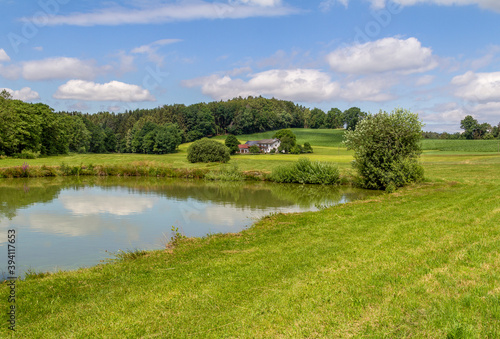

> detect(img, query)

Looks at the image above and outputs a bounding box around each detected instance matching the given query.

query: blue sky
[1,0,499,132]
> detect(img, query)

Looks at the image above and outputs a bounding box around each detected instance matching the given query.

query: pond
[0,177,381,279]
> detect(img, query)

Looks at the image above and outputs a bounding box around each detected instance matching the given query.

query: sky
[1,0,499,132]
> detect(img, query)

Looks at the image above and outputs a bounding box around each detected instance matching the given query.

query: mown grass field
[1,129,497,175]
[421,139,500,153]
[1,129,500,337]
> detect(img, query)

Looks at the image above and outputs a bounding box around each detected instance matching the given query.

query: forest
[3,88,498,158]
[0,90,365,157]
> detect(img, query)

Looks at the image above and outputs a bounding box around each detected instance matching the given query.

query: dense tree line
[423,115,500,140]
[1,92,364,156]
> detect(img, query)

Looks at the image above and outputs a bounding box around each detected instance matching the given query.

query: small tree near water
[343,108,424,191]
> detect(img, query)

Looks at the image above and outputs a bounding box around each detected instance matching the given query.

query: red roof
[238,144,249,149]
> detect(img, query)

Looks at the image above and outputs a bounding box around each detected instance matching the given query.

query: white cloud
[68,102,91,111]
[61,194,157,216]
[420,102,466,123]
[420,100,500,133]
[1,87,40,101]
[54,80,156,102]
[415,75,436,86]
[35,1,300,26]
[22,57,111,81]
[451,71,500,102]
[0,49,10,62]
[235,0,283,6]
[339,76,396,102]
[319,0,349,12]
[227,66,253,76]
[131,39,182,65]
[184,68,394,102]
[328,37,438,74]
[340,0,500,12]
[108,105,122,112]
[184,69,339,102]
[466,102,500,121]
[0,64,21,80]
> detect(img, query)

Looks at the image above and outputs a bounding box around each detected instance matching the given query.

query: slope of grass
[421,139,500,152]
[1,153,500,338]
[214,128,346,147]
[218,129,500,152]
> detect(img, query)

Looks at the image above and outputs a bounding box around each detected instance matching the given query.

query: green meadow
[1,129,500,337]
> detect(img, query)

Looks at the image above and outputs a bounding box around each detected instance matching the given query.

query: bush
[290,144,302,154]
[249,145,260,154]
[187,138,230,163]
[303,142,313,153]
[344,108,424,191]
[15,149,40,159]
[270,158,340,185]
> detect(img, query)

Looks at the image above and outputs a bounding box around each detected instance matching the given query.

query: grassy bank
[1,151,500,337]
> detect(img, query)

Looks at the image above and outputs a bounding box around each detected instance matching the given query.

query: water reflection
[0,177,381,278]
[60,190,157,216]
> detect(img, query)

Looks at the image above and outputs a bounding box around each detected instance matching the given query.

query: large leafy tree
[39,106,69,155]
[492,123,500,138]
[344,107,367,131]
[153,124,182,154]
[273,129,296,144]
[131,121,157,153]
[460,115,479,140]
[83,119,107,153]
[62,114,91,153]
[0,96,70,156]
[225,135,241,155]
[325,108,344,129]
[344,109,424,191]
[308,108,326,129]
[183,103,216,142]
[278,136,295,154]
[0,97,41,155]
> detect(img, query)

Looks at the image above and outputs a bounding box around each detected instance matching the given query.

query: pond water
[0,177,380,279]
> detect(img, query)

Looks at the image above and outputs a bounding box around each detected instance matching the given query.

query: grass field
[1,129,500,337]
[421,139,500,153]
[0,129,498,173]
[213,128,346,147]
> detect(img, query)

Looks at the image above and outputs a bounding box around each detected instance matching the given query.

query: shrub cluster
[15,149,40,159]
[187,138,230,163]
[270,158,340,185]
[344,108,424,191]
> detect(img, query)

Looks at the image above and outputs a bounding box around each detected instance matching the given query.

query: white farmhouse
[240,139,280,153]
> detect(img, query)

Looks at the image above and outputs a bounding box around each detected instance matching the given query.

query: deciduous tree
[344,108,424,191]
[225,135,241,155]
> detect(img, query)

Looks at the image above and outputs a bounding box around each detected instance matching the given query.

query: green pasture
[0,129,498,174]
[1,129,500,337]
